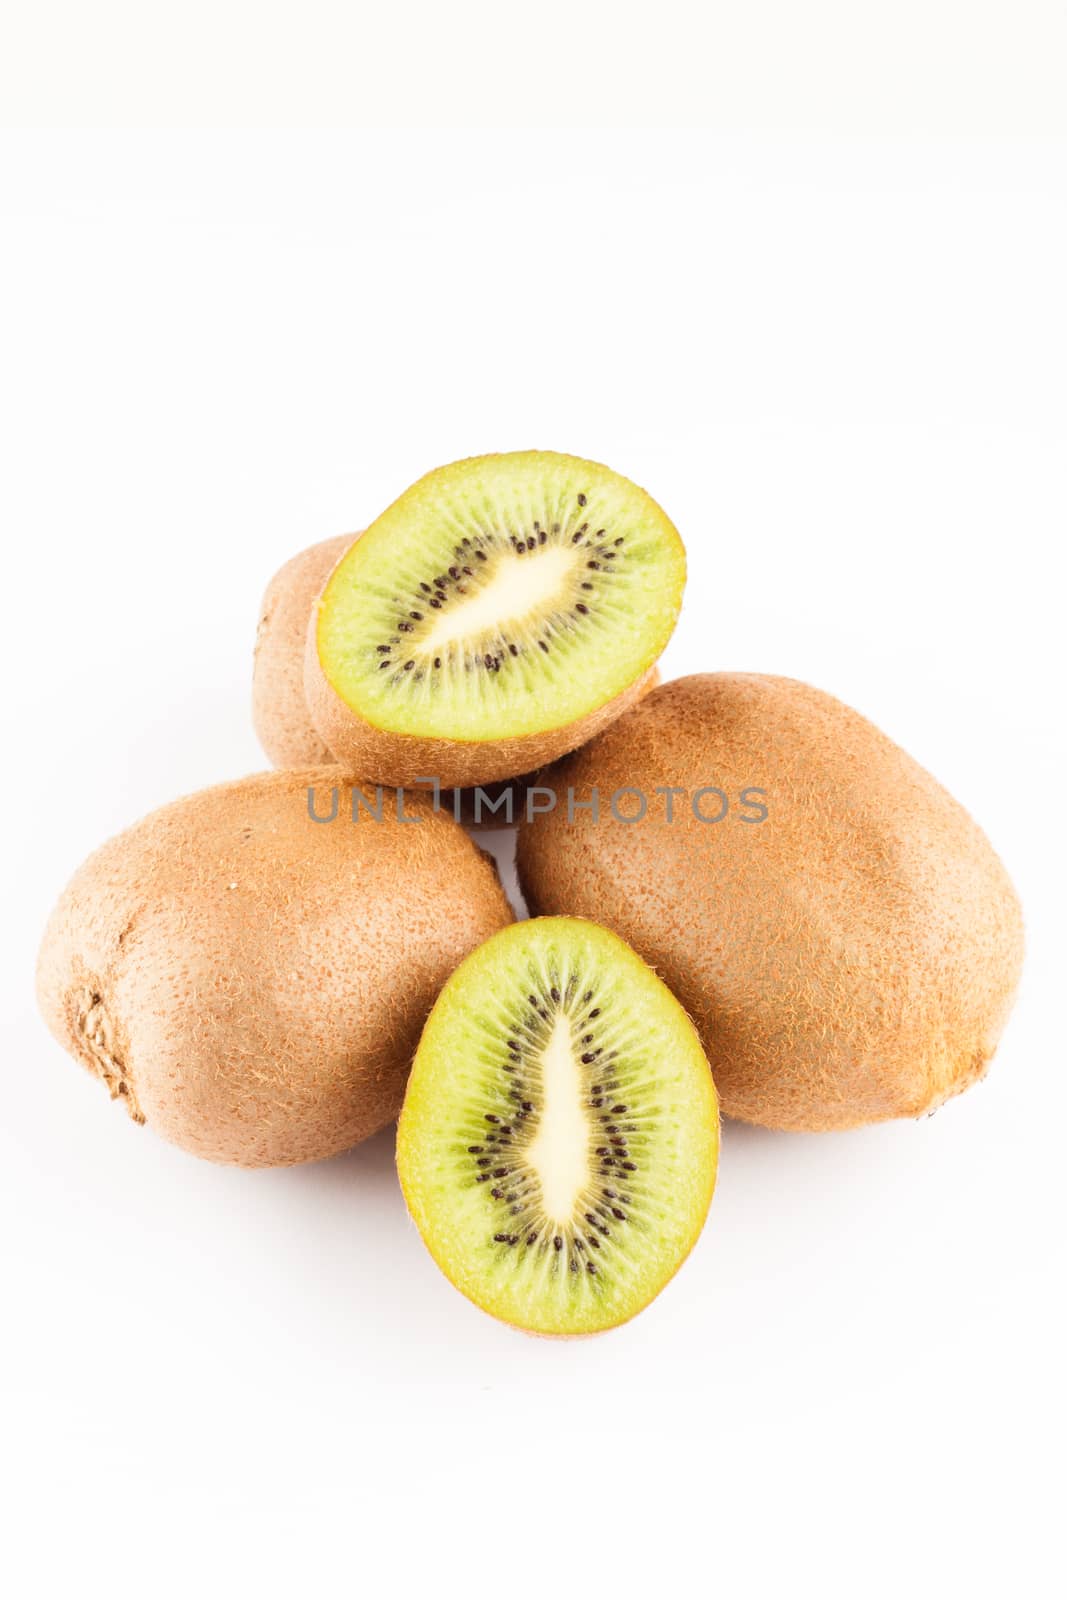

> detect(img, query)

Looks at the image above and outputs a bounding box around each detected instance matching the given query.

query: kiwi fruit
[253,532,357,766]
[37,769,513,1167]
[253,528,662,821]
[517,674,1024,1133]
[304,452,685,789]
[396,916,719,1335]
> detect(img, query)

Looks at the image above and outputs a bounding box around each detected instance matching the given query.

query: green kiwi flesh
[396,917,719,1336]
[316,452,685,744]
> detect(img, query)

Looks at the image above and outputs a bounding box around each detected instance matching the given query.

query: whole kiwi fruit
[37,769,513,1166]
[517,673,1023,1132]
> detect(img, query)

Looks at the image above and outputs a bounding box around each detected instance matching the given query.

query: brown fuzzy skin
[252,534,357,766]
[37,769,513,1167]
[306,628,661,788]
[517,674,1024,1132]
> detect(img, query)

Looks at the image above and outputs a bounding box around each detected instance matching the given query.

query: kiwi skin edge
[306,626,662,790]
[253,532,358,768]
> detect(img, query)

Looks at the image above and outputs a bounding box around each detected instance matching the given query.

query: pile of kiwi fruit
[38,450,1023,1337]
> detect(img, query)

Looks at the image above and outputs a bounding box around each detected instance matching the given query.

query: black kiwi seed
[434,657,442,669]
[376,644,390,654]
[572,531,583,544]
[410,611,423,620]
[553,1236,563,1251]
[577,493,587,506]
[539,641,549,653]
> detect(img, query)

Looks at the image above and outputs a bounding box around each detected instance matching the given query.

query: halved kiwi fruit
[397,917,718,1336]
[305,452,685,788]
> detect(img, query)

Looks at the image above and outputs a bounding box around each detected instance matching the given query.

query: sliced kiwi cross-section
[306,453,686,787]
[397,917,718,1336]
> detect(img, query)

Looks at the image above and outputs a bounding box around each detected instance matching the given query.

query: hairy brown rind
[37,769,513,1167]
[517,673,1024,1132]
[253,534,357,767]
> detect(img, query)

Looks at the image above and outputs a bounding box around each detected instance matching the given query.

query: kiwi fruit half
[254,530,663,822]
[37,769,512,1167]
[305,452,685,788]
[396,917,719,1335]
[517,674,1024,1132]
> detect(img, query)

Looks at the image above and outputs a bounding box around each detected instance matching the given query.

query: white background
[2,9,1065,1598]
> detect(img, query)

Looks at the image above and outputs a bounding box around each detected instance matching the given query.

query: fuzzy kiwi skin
[517,674,1024,1133]
[253,535,660,817]
[253,533,357,767]
[37,769,513,1167]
